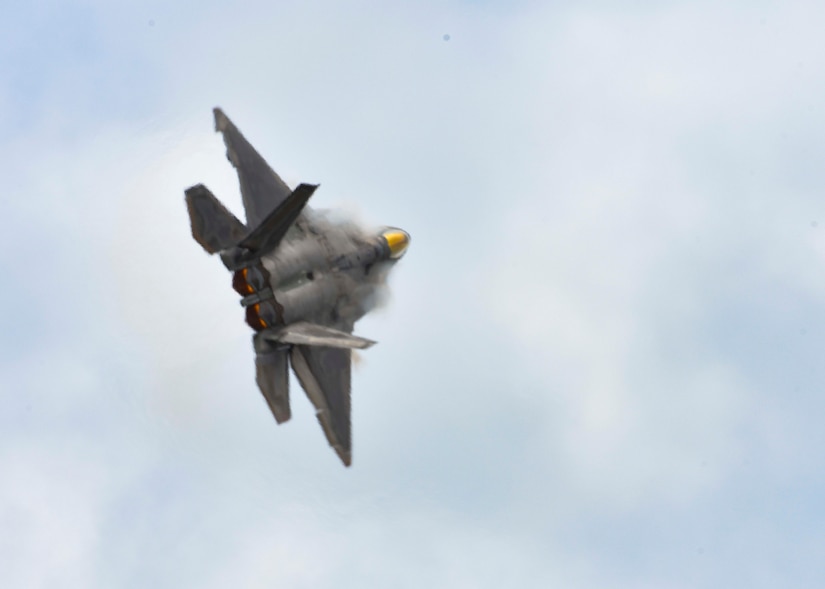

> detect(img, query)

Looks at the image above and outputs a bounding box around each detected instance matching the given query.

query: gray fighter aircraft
[184,108,410,466]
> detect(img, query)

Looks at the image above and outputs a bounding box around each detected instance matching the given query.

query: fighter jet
[184,108,410,466]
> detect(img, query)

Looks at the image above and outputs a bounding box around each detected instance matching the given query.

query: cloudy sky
[3,0,825,587]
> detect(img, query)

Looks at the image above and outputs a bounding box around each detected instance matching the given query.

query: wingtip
[213,107,229,132]
[337,448,352,467]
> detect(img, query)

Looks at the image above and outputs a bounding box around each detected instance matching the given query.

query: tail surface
[185,184,247,254]
[254,334,291,424]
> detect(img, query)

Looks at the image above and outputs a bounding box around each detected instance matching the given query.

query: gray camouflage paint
[185,108,409,466]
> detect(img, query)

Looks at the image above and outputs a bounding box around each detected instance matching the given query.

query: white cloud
[480,1,825,513]
[0,443,105,589]
[4,1,825,588]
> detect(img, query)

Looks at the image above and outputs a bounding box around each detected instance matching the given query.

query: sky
[2,0,825,587]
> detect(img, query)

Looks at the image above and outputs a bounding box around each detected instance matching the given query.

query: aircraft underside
[184,108,409,466]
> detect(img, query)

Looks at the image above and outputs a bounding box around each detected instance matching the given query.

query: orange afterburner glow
[232,268,254,296]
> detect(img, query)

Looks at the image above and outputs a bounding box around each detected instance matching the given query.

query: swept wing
[214,107,295,226]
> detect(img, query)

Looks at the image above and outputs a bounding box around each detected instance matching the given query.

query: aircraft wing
[214,108,294,227]
[289,344,353,466]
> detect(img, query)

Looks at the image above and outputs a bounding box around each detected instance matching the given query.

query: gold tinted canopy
[382,228,411,259]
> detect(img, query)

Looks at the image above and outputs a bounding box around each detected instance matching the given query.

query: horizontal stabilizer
[184,184,247,254]
[262,322,376,349]
[254,334,291,423]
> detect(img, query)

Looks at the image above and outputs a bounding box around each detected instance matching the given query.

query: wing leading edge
[255,322,366,467]
[213,108,294,227]
[289,345,353,466]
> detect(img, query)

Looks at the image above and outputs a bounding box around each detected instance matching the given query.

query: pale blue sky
[2,1,825,587]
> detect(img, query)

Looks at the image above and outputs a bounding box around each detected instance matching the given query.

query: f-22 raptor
[184,108,410,466]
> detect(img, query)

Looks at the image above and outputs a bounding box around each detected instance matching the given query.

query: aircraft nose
[381,228,411,259]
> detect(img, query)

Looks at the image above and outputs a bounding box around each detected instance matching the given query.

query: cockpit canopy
[381,228,411,259]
